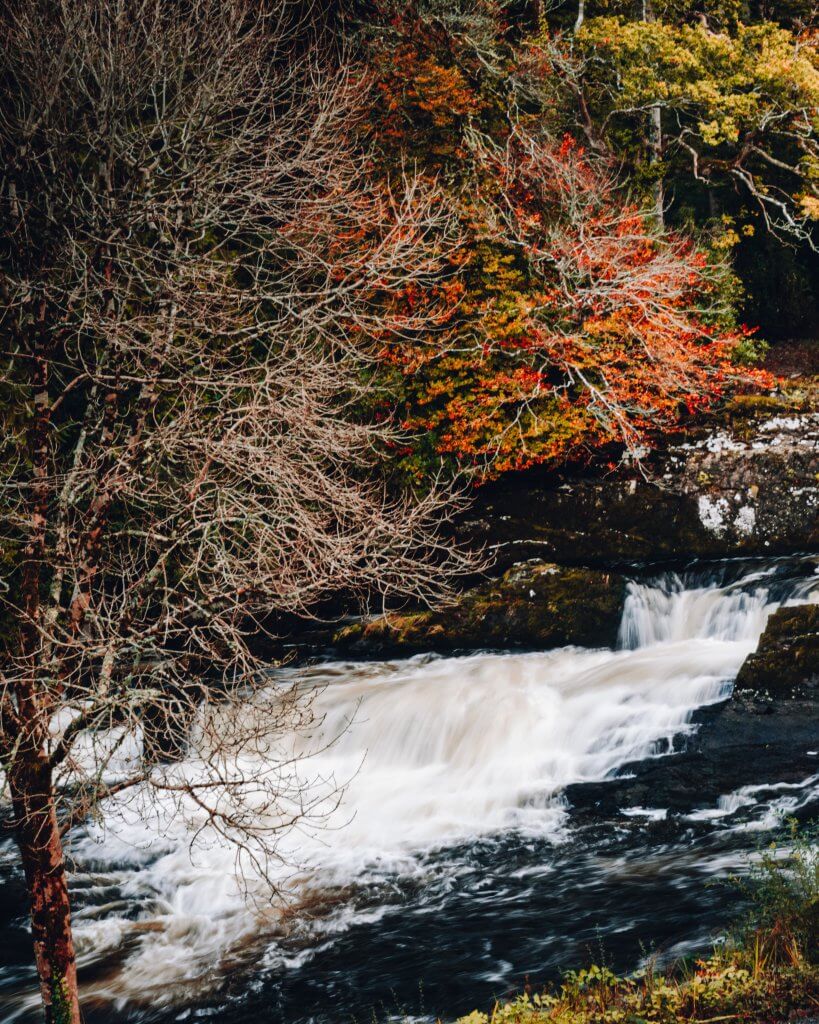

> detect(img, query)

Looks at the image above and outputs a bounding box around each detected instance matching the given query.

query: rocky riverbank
[313,405,819,672]
[462,407,819,570]
[283,382,819,737]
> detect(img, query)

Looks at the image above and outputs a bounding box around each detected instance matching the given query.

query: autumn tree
[530,11,819,245]
[358,1,771,480]
[544,0,815,33]
[391,125,770,476]
[0,2,476,1021]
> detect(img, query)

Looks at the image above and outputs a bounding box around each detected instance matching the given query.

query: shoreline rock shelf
[462,412,819,569]
[300,412,819,669]
[333,561,627,655]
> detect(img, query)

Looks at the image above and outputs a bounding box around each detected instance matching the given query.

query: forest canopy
[348,0,816,479]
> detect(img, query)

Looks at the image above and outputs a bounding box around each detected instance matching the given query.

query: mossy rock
[332,561,626,655]
[720,392,798,419]
[734,604,819,696]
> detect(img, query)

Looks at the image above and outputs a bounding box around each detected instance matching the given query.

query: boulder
[461,412,819,569]
[333,561,627,655]
[734,603,819,696]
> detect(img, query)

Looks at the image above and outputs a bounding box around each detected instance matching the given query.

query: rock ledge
[735,603,819,696]
[333,561,627,655]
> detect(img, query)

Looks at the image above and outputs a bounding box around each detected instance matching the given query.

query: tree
[531,15,819,245]
[391,125,771,476]
[0,2,475,1020]
[357,3,771,479]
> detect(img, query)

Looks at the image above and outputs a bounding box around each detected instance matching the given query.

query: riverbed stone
[564,688,819,821]
[332,560,627,655]
[734,603,819,696]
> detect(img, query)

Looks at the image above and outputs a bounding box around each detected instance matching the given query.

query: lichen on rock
[464,411,819,568]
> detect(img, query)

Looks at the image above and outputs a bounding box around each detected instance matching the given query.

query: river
[0,556,817,1023]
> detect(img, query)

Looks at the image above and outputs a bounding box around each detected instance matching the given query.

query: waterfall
[23,559,819,1010]
[618,574,775,649]
[619,562,818,649]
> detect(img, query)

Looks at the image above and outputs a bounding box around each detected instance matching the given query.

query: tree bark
[10,757,81,1024]
[649,102,664,225]
[642,0,664,225]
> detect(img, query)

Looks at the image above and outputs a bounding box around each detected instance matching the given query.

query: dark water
[6,798,814,1024]
[82,808,819,1023]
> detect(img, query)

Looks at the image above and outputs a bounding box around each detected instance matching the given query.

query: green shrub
[729,821,819,965]
[730,336,770,368]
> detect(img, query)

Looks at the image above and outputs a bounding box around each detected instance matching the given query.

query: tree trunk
[10,757,81,1024]
[642,0,664,226]
[649,102,664,225]
[574,0,585,33]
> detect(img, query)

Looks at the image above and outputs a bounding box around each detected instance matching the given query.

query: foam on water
[27,561,819,1007]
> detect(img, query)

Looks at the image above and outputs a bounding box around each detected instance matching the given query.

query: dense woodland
[353,0,818,478]
[0,2,817,1023]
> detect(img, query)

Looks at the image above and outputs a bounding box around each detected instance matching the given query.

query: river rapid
[0,557,817,1023]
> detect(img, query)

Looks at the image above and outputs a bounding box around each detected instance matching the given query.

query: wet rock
[463,413,819,569]
[734,604,819,696]
[565,689,819,822]
[333,561,627,655]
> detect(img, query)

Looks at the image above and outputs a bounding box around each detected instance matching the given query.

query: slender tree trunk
[574,0,585,32]
[642,0,664,225]
[10,756,81,1024]
[9,301,79,1023]
[649,103,664,224]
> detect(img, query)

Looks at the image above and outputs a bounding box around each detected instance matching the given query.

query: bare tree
[0,2,476,1021]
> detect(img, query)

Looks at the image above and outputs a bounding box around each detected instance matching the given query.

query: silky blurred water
[0,557,816,1024]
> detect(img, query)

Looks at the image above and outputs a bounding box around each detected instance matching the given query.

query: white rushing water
[39,562,819,1010]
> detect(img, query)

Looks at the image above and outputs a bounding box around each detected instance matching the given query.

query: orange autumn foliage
[385,131,774,478]
[360,5,776,481]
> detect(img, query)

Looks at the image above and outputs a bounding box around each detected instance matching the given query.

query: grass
[457,824,818,1024]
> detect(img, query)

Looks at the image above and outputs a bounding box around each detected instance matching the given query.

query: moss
[735,604,819,695]
[712,386,818,440]
[50,972,73,1024]
[722,393,794,415]
[333,562,627,655]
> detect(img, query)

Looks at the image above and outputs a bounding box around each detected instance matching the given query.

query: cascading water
[618,562,818,649]
[0,558,817,1023]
